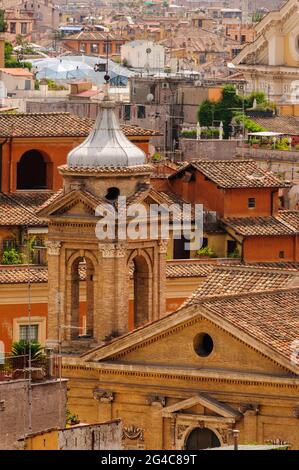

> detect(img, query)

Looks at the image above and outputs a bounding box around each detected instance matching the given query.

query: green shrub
[2,248,23,265]
[11,340,44,360]
[197,246,217,258]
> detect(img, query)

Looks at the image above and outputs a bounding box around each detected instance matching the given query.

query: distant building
[0,68,34,95]
[121,40,165,70]
[232,0,299,109]
[61,31,126,57]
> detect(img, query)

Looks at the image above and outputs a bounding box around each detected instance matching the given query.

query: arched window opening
[70,256,95,340]
[130,254,152,329]
[185,428,220,450]
[105,187,120,201]
[17,150,52,190]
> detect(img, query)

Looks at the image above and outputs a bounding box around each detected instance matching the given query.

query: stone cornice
[61,359,299,388]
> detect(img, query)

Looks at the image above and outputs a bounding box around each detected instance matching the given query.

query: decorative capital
[46,241,61,256]
[239,403,260,415]
[122,425,144,442]
[93,388,114,403]
[98,243,116,258]
[98,242,127,258]
[158,239,168,254]
[146,395,166,407]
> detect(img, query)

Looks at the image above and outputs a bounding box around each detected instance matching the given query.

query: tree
[4,41,32,70]
[197,100,215,126]
[11,340,44,361]
[197,86,274,139]
[0,10,6,32]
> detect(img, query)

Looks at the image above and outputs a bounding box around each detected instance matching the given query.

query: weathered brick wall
[180,139,239,161]
[0,379,67,450]
[58,419,122,450]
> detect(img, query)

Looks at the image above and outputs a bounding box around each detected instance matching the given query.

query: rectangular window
[241,35,246,43]
[91,43,99,54]
[21,23,28,35]
[25,79,31,90]
[124,105,131,121]
[10,22,16,34]
[79,43,86,53]
[19,324,39,342]
[227,240,237,256]
[202,237,208,248]
[3,239,16,250]
[279,251,285,259]
[116,43,121,54]
[137,105,146,119]
[248,197,256,208]
[103,42,112,54]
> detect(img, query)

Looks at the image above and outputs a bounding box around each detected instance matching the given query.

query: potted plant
[196,246,217,258]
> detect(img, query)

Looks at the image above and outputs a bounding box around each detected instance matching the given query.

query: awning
[247,132,286,137]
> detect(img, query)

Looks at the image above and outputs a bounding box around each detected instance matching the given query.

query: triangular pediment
[233,0,299,67]
[38,189,103,220]
[161,393,241,420]
[82,290,299,377]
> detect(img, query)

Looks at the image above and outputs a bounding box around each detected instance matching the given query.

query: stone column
[96,243,129,342]
[46,241,62,348]
[157,240,167,319]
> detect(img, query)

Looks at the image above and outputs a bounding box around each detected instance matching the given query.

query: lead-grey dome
[67,98,146,168]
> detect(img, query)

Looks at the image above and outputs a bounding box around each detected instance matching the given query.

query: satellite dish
[147,93,154,102]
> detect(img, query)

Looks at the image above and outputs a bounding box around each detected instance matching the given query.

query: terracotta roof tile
[0,192,49,227]
[183,265,297,306]
[0,260,213,284]
[222,215,297,236]
[0,113,159,138]
[251,115,299,136]
[63,31,121,41]
[276,210,299,231]
[170,160,288,188]
[201,289,299,362]
[0,68,33,77]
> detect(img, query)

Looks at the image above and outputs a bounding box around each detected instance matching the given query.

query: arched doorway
[70,256,95,340]
[129,253,152,329]
[17,150,52,189]
[185,428,220,450]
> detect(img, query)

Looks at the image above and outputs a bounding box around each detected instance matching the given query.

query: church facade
[40,88,299,450]
[233,0,299,108]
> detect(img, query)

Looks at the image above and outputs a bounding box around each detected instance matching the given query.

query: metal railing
[0,353,61,381]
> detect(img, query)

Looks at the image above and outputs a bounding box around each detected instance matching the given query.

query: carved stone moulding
[46,241,62,256]
[146,395,166,407]
[98,243,127,258]
[93,387,114,403]
[122,425,144,442]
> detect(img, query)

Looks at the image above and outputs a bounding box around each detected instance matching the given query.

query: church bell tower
[39,97,167,350]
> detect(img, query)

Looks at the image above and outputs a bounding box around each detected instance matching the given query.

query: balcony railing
[0,353,61,381]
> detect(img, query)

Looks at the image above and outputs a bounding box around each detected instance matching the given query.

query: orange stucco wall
[224,188,279,217]
[62,39,125,56]
[170,172,279,217]
[243,236,297,262]
[0,303,47,351]
[0,137,150,193]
